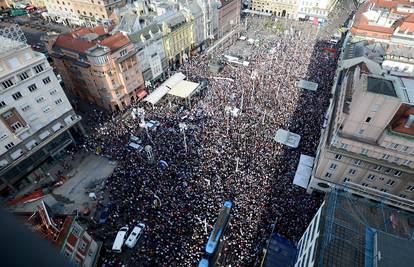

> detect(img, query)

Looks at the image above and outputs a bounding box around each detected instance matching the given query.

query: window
[401,146,409,152]
[382,154,390,160]
[0,133,7,140]
[365,117,371,123]
[329,163,337,170]
[21,105,30,112]
[72,226,81,237]
[36,96,45,103]
[4,142,14,150]
[334,154,342,160]
[12,91,22,100]
[399,194,407,199]
[0,101,6,108]
[10,122,23,131]
[389,143,398,149]
[367,174,376,181]
[49,89,58,95]
[1,79,14,89]
[354,159,362,166]
[42,77,51,84]
[325,172,332,178]
[120,49,127,57]
[33,64,44,73]
[18,71,29,81]
[79,241,87,251]
[403,160,412,166]
[2,111,13,119]
[386,179,395,186]
[362,183,369,187]
[406,185,414,192]
[384,168,392,174]
[380,188,387,192]
[55,98,63,105]
[348,169,357,175]
[361,148,369,155]
[42,106,51,113]
[343,177,350,183]
[394,170,402,177]
[340,143,348,149]
[28,84,38,92]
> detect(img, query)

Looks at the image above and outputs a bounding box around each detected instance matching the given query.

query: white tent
[168,80,200,99]
[274,129,301,148]
[298,79,318,91]
[144,72,186,105]
[293,154,315,188]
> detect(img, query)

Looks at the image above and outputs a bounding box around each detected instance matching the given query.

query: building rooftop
[389,103,414,136]
[315,189,414,267]
[367,76,397,97]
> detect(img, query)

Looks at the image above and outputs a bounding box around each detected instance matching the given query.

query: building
[0,0,11,10]
[196,0,220,41]
[297,0,336,23]
[180,1,207,51]
[0,26,82,198]
[295,189,414,267]
[217,0,240,37]
[47,25,145,111]
[16,201,100,267]
[251,0,299,19]
[160,10,194,67]
[128,24,168,85]
[43,0,127,27]
[350,0,414,44]
[308,39,414,205]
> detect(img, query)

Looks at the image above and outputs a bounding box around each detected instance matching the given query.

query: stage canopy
[274,129,301,148]
[168,80,200,99]
[293,154,315,188]
[298,79,318,91]
[144,72,186,105]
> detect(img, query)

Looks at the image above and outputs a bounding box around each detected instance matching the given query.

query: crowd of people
[79,1,357,266]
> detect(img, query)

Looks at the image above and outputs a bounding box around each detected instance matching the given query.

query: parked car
[125,223,145,248]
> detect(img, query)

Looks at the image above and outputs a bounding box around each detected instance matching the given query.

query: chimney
[404,114,414,128]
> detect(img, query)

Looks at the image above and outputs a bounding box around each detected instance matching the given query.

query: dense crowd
[80,1,357,266]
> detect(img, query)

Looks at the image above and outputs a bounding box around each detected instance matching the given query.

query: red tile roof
[99,32,130,52]
[53,24,121,54]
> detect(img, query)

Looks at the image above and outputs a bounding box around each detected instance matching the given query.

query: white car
[112,226,129,253]
[125,223,145,248]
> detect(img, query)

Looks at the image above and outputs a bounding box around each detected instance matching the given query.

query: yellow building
[251,0,298,19]
[43,0,126,26]
[161,11,194,67]
[0,0,11,10]
[31,0,45,8]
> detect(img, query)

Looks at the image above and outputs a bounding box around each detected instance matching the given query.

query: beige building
[0,29,82,197]
[251,0,298,19]
[43,0,126,26]
[47,25,145,111]
[308,41,414,207]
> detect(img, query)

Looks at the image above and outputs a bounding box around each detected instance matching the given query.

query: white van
[112,226,129,253]
[125,223,145,248]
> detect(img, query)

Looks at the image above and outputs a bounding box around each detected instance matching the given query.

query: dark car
[98,204,111,224]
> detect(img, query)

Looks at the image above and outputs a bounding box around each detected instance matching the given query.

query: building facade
[308,42,414,202]
[0,33,82,197]
[128,23,168,84]
[47,26,145,111]
[251,0,299,19]
[43,0,126,26]
[295,189,414,266]
[297,0,336,23]
[217,0,240,37]
[160,11,194,67]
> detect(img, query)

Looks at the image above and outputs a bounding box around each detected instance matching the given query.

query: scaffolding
[316,188,414,267]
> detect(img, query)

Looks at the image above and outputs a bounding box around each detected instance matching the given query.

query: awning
[137,90,148,99]
[52,122,62,132]
[298,79,318,91]
[11,149,23,160]
[39,130,50,140]
[25,140,38,150]
[144,72,186,105]
[293,154,315,188]
[274,129,301,148]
